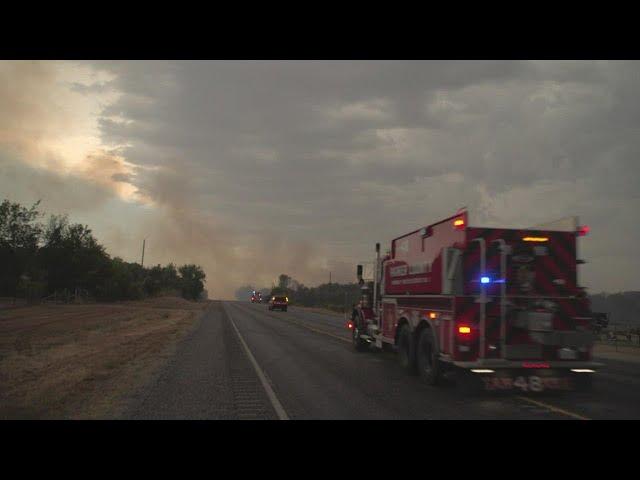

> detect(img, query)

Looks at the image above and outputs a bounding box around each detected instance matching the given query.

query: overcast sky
[1,60,639,298]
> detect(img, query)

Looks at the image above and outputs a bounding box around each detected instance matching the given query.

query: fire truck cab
[349,210,602,393]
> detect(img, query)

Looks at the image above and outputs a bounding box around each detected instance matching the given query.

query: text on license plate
[482,376,572,392]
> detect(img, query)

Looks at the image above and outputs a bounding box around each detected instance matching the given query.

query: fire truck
[348,210,601,392]
[250,291,262,303]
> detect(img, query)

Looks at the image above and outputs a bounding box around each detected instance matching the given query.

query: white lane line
[223,302,290,421]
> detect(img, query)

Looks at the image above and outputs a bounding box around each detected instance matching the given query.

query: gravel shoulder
[123,301,277,420]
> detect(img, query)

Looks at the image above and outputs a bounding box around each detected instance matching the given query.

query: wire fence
[1,288,91,308]
[595,324,640,349]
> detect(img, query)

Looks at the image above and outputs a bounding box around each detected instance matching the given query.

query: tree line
[236,273,640,327]
[0,199,206,302]
[590,291,640,328]
[235,273,361,312]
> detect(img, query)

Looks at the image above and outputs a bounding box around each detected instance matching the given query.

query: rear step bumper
[453,360,604,369]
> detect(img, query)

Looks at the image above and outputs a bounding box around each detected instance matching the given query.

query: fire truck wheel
[416,328,441,385]
[398,325,417,374]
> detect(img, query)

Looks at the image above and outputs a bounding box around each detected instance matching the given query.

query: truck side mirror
[356,264,363,281]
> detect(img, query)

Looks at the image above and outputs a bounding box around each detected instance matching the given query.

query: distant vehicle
[269,295,288,312]
[592,312,609,334]
[250,290,262,303]
[349,210,601,392]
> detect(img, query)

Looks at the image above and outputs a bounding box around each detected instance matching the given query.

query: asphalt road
[124,301,640,420]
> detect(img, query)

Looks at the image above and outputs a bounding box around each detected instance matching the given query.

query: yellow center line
[516,396,591,420]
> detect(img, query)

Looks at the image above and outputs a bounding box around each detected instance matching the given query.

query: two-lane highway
[223,302,609,420]
[124,300,640,420]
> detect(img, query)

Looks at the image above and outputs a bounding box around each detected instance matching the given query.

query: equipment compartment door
[382,302,397,339]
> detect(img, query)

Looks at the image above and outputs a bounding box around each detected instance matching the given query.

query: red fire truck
[250,291,263,303]
[348,210,601,392]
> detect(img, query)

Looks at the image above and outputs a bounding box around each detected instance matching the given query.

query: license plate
[482,375,572,392]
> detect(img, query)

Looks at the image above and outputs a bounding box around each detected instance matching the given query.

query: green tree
[278,274,291,290]
[0,198,210,303]
[0,200,43,296]
[97,257,143,301]
[39,215,110,295]
[144,263,181,297]
[178,264,206,300]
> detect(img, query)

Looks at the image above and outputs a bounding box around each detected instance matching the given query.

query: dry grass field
[0,297,208,419]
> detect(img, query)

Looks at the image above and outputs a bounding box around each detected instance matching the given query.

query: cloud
[0,151,114,213]
[2,60,640,296]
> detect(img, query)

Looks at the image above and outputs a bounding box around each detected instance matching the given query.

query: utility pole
[141,238,146,268]
[329,271,331,284]
[344,291,347,314]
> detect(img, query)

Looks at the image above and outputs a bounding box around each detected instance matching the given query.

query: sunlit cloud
[0,61,147,204]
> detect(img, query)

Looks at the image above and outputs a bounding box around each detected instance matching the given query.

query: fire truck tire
[398,325,417,374]
[416,328,441,385]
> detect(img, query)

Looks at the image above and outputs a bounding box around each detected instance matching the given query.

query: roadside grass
[0,297,209,419]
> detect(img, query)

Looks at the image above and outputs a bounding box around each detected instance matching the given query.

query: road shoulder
[122,301,278,420]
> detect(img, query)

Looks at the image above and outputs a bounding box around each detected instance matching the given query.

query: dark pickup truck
[269,295,288,312]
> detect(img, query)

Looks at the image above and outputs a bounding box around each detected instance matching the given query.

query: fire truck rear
[348,210,602,392]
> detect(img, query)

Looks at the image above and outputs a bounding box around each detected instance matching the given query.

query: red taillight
[456,324,477,342]
[577,225,590,236]
[458,326,471,335]
[347,322,353,329]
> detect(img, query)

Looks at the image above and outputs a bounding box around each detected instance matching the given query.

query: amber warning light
[453,218,465,230]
